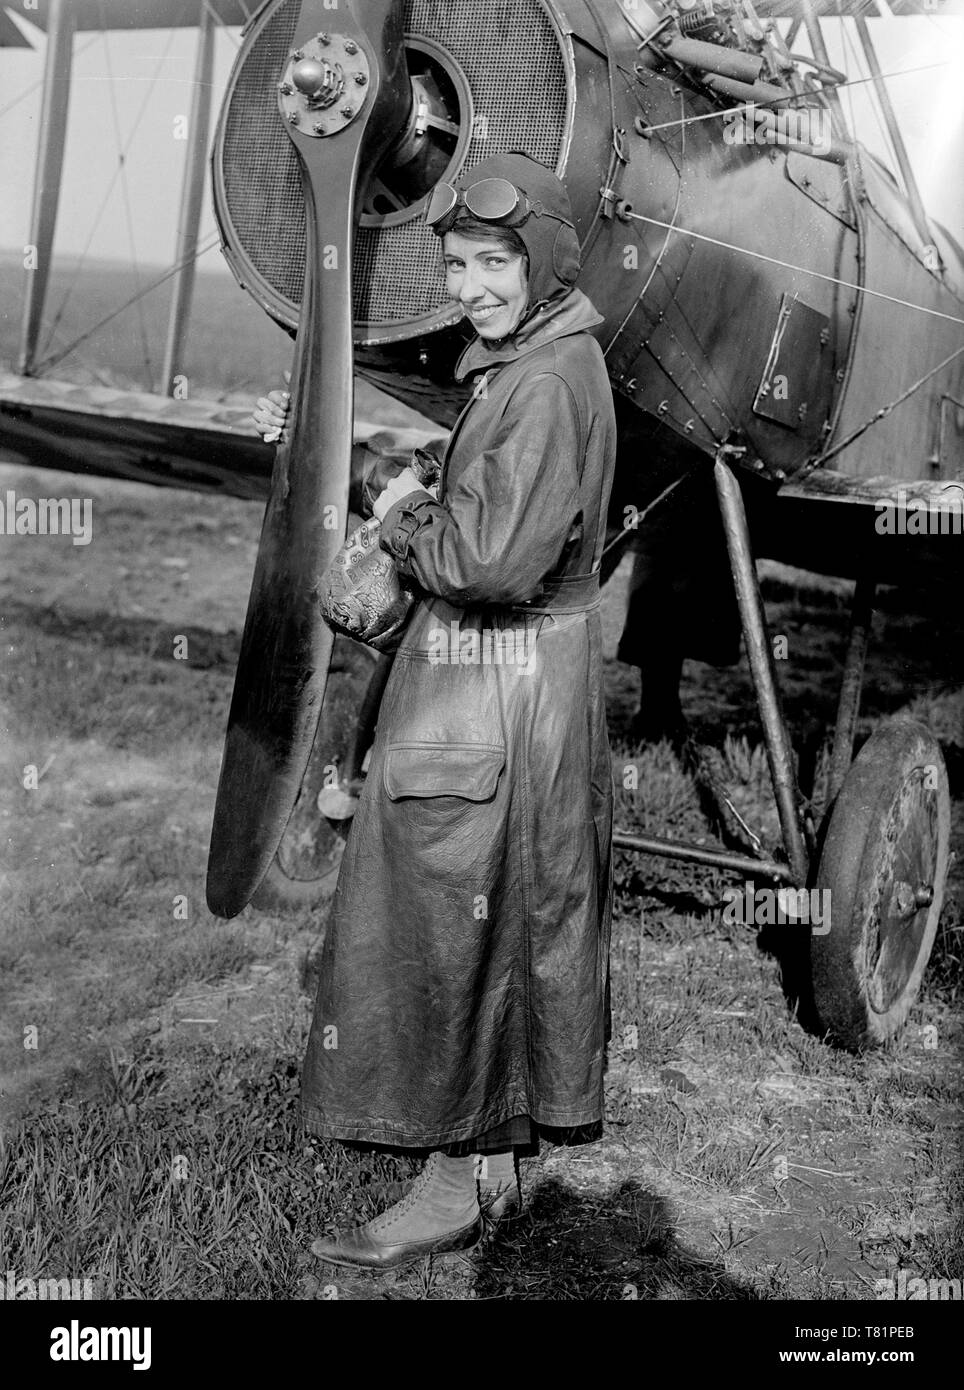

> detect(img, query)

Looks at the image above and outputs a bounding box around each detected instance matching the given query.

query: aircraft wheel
[809,721,950,1049]
[250,636,385,914]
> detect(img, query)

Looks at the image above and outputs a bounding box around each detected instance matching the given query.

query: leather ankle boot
[311,1152,482,1271]
[476,1151,522,1225]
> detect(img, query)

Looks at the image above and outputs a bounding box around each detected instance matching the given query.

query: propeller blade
[206,0,410,918]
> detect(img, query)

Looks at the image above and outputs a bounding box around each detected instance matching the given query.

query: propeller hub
[278,32,370,136]
[292,56,338,101]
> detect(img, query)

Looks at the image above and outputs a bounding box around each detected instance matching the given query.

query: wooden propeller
[206,0,410,918]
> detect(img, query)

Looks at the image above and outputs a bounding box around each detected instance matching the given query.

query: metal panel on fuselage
[828,159,964,482]
[523,0,861,480]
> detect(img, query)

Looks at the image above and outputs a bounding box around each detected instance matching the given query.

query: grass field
[0,265,961,1301]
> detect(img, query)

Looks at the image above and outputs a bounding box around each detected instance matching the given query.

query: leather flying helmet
[428,152,581,313]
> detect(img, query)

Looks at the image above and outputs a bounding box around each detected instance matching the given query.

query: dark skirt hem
[301,1100,604,1151]
[442,1117,602,1157]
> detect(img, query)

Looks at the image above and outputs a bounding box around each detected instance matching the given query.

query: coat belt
[508,571,601,614]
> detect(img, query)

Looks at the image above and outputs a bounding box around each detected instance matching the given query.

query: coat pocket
[383,742,506,802]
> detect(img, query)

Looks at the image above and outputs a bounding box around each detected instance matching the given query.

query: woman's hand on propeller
[253,370,292,444]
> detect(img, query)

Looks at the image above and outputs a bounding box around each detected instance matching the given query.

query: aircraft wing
[0,372,273,498]
[5,0,963,40]
[0,371,445,504]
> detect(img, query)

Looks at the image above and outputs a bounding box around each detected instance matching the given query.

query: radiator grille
[216,0,569,333]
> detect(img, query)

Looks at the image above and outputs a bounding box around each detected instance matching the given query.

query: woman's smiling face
[442,230,529,340]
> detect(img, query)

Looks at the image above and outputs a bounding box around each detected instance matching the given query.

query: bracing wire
[100,13,155,386]
[841,11,905,187]
[827,2,862,211]
[604,88,744,431]
[604,93,687,359]
[621,209,964,324]
[836,3,860,138]
[616,211,964,461]
[608,0,963,459]
[922,6,960,42]
[201,0,242,48]
[628,58,952,136]
[40,24,179,361]
[35,234,220,376]
[601,468,699,560]
[14,8,242,375]
[812,342,964,466]
[0,34,102,121]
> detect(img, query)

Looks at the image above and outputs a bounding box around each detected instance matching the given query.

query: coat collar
[453,287,604,383]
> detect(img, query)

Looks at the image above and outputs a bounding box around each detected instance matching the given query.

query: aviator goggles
[425,177,575,235]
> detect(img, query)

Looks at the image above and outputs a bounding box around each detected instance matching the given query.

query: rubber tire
[809,720,950,1050]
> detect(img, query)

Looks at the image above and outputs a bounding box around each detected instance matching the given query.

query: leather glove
[372,465,434,521]
[362,446,440,516]
[362,452,410,516]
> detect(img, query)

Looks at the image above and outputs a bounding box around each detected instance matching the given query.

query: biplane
[1,0,962,1051]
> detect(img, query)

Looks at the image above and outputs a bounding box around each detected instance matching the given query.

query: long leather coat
[302,288,618,1148]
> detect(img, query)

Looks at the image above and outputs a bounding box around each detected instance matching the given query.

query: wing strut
[17,0,73,376]
[162,2,217,396]
[854,15,939,264]
[800,0,846,137]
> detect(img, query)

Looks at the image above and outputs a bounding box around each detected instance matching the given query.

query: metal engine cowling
[212,0,574,343]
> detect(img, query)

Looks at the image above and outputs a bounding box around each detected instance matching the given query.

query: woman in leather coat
[255,153,618,1271]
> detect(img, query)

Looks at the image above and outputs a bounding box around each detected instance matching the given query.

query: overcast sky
[0,12,961,272]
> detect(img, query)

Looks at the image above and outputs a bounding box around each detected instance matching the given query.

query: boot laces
[372,1151,443,1234]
